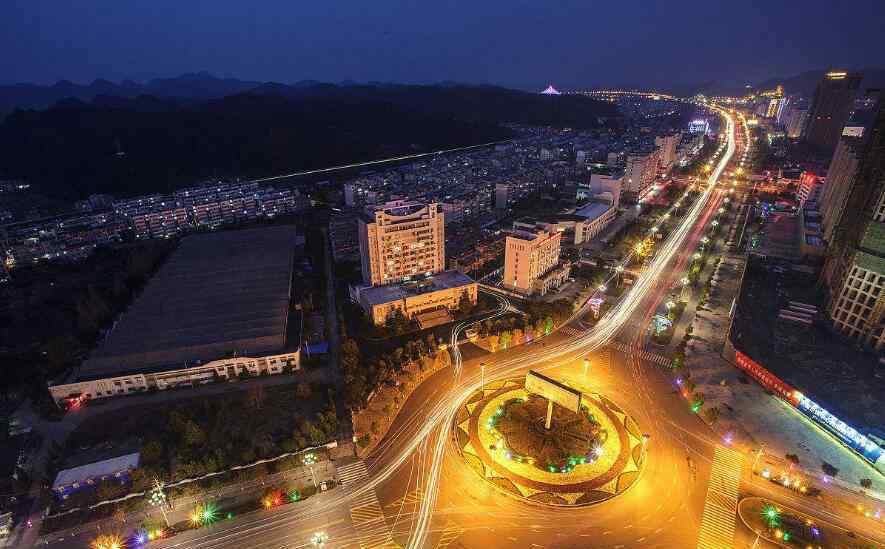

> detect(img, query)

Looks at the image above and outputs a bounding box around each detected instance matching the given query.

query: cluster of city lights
[402,98,738,548]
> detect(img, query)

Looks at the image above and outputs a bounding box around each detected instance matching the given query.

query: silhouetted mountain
[0,72,263,117]
[0,82,617,200]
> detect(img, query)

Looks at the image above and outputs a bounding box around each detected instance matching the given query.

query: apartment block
[358,200,446,286]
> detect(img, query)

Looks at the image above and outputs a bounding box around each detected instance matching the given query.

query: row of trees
[342,332,450,411]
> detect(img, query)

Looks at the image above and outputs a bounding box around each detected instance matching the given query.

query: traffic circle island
[452,372,647,506]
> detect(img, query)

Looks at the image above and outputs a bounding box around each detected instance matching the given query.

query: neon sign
[796,396,883,463]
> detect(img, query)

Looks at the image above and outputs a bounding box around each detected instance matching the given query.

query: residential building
[358,200,446,286]
[654,132,682,172]
[502,229,568,295]
[820,101,885,348]
[804,71,863,152]
[797,172,823,207]
[621,149,659,202]
[328,212,360,262]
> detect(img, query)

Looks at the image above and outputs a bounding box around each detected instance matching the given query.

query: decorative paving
[453,377,646,506]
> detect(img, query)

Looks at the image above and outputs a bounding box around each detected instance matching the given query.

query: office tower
[358,200,445,286]
[820,101,885,348]
[785,106,809,138]
[503,229,567,295]
[804,71,862,152]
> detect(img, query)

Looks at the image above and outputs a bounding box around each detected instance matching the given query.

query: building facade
[49,351,300,408]
[355,270,477,326]
[358,201,446,286]
[804,71,862,152]
[502,229,565,295]
[820,101,885,348]
[621,149,659,202]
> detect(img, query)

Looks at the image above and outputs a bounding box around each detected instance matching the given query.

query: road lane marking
[696,445,743,549]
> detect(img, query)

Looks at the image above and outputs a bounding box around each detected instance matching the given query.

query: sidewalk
[36,459,338,546]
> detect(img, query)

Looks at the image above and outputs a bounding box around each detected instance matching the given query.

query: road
[45,99,882,549]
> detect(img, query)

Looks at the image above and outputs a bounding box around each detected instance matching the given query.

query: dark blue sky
[3,0,883,89]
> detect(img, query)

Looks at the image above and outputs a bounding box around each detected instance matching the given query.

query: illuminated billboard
[525,370,581,413]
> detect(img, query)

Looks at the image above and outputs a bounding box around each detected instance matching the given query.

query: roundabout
[452,374,648,506]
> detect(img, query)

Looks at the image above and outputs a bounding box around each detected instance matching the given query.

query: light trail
[149,104,736,549]
[246,140,511,184]
[401,106,737,548]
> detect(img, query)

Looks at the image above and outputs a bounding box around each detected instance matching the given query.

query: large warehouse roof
[79,226,298,379]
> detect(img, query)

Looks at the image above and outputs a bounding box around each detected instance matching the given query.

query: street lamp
[480,362,485,390]
[311,532,329,547]
[752,445,765,473]
[583,357,590,377]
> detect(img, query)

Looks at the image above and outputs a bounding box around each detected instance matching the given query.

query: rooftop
[52,452,140,491]
[78,226,298,379]
[574,201,613,222]
[360,270,475,306]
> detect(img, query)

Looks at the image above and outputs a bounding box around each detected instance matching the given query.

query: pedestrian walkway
[385,488,424,509]
[434,519,465,548]
[609,341,671,367]
[338,461,399,549]
[696,445,743,549]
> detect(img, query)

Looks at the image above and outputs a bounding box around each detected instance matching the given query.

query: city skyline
[2,0,884,90]
[3,6,885,548]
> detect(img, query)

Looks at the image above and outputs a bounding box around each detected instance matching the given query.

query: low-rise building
[354,270,477,326]
[48,227,302,408]
[52,452,140,500]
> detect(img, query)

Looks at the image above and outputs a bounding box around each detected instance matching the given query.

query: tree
[703,406,720,424]
[95,479,126,502]
[499,330,512,350]
[860,478,873,489]
[182,420,206,447]
[370,421,381,436]
[821,461,839,477]
[457,290,474,317]
[425,334,438,355]
[785,453,800,465]
[488,335,499,352]
[296,382,312,400]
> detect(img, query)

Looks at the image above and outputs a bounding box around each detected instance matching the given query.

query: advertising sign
[525,370,581,413]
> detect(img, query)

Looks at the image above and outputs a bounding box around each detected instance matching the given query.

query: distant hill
[0,80,618,200]
[0,72,264,117]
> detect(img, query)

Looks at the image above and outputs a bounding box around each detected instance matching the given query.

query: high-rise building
[358,200,446,286]
[819,89,882,243]
[621,149,659,202]
[785,106,809,138]
[502,229,568,295]
[655,132,682,171]
[803,71,862,151]
[819,101,885,348]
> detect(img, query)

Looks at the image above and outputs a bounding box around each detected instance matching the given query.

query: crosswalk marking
[434,520,464,549]
[385,488,424,509]
[337,461,399,549]
[609,341,671,367]
[560,325,585,337]
[696,445,743,549]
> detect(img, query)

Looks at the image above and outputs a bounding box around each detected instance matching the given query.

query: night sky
[3,0,883,89]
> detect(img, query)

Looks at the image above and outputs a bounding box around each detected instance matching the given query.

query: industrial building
[49,226,303,407]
